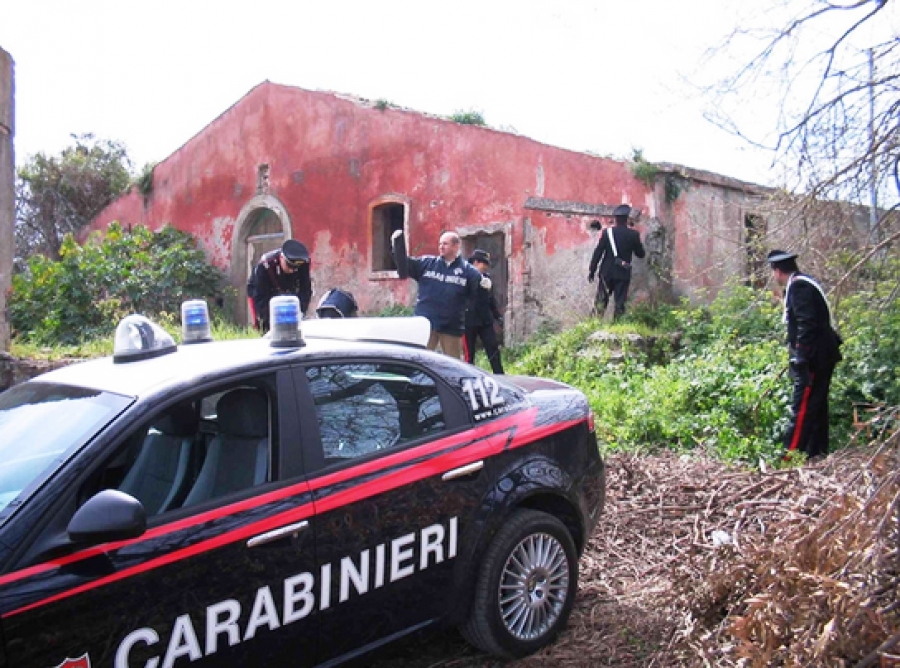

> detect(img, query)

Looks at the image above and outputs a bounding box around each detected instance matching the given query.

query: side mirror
[67,489,147,544]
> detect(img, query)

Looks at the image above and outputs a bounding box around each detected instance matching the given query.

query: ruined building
[89,81,774,343]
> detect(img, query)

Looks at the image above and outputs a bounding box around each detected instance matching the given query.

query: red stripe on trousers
[786,380,814,455]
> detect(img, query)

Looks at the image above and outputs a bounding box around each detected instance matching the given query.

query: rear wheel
[461,509,578,658]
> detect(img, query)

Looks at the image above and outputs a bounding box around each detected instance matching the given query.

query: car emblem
[53,654,91,668]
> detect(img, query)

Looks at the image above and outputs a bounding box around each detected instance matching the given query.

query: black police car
[0,301,604,668]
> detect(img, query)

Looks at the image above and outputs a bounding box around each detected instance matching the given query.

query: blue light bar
[181,299,212,344]
[269,295,304,348]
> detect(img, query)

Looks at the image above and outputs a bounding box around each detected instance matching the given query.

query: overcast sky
[2,0,794,185]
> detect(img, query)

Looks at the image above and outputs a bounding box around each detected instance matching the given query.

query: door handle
[442,461,484,481]
[247,520,309,548]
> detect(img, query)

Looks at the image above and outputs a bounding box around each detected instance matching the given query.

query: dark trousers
[464,324,504,374]
[593,277,610,316]
[784,362,836,458]
[604,274,632,319]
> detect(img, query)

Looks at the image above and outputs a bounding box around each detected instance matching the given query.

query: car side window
[86,378,276,518]
[306,363,445,465]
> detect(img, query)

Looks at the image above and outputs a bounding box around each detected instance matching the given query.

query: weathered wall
[0,47,13,352]
[0,353,75,392]
[656,165,771,303]
[90,82,653,342]
[89,83,784,343]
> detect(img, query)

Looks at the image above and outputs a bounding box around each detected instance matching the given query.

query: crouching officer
[464,249,505,374]
[247,239,312,332]
[768,250,842,461]
[316,288,359,318]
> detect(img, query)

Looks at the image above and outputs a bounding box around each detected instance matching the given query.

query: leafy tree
[15,133,132,264]
[9,223,226,345]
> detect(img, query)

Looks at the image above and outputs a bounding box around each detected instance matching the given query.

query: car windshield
[0,382,133,518]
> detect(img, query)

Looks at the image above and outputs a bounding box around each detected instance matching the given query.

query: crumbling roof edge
[654,161,775,195]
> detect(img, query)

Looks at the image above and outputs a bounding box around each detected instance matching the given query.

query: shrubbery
[509,280,899,465]
[9,223,227,344]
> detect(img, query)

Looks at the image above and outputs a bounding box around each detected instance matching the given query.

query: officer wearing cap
[247,239,313,332]
[588,204,645,319]
[587,218,612,316]
[464,249,505,374]
[768,250,842,461]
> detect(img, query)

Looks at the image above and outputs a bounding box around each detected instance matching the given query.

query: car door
[0,369,320,668]
[295,359,502,663]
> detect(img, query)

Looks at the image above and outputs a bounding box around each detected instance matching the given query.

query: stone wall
[0,354,77,392]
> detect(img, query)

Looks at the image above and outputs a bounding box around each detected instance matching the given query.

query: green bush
[375,303,414,317]
[507,279,899,466]
[9,223,226,344]
[829,286,900,439]
[584,339,787,462]
[449,110,486,126]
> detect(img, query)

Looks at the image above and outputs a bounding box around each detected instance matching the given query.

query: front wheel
[461,509,578,658]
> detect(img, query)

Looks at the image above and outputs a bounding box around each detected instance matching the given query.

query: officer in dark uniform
[768,250,842,460]
[464,250,505,374]
[247,239,312,332]
[391,229,483,359]
[587,204,645,319]
[587,219,612,316]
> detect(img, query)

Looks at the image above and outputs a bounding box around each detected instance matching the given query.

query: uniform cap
[767,249,798,264]
[613,204,632,217]
[282,239,310,265]
[468,249,492,265]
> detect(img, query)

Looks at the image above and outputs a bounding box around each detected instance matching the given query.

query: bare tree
[701,0,899,296]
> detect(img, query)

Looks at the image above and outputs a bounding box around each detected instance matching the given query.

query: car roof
[35,335,444,399]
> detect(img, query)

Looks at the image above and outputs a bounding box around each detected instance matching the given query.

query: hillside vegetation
[505,280,899,467]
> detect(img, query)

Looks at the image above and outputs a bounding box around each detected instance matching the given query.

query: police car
[0,298,605,668]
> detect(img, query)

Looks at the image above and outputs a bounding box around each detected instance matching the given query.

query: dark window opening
[371,202,406,272]
[744,213,767,288]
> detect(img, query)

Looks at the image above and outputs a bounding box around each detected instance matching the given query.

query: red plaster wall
[90,82,653,339]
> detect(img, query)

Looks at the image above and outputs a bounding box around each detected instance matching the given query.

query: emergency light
[113,314,177,363]
[269,295,304,348]
[181,299,212,344]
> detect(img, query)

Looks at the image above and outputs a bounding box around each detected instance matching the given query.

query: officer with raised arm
[391,229,485,359]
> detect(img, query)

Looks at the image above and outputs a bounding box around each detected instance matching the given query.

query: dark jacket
[401,254,481,335]
[784,274,842,368]
[588,228,613,279]
[590,224,645,279]
[248,250,313,326]
[466,271,502,329]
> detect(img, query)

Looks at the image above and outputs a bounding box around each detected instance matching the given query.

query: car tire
[461,508,578,658]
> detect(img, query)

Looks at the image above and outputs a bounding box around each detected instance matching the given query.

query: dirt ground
[373,435,900,667]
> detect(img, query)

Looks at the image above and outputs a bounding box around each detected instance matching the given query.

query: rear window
[0,382,132,519]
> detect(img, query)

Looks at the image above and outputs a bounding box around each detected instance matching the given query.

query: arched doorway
[231,195,292,325]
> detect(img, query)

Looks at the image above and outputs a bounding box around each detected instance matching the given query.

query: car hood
[504,375,575,393]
